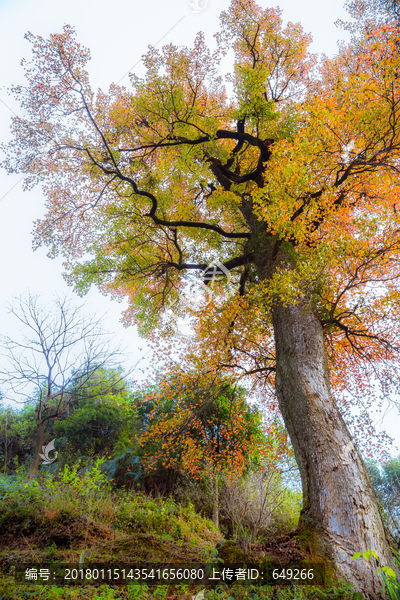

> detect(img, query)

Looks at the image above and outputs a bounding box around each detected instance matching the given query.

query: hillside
[0,465,364,600]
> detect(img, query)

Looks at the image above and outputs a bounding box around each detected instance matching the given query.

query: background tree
[0,403,41,474]
[52,366,137,464]
[0,406,16,475]
[0,294,122,479]
[4,0,400,594]
[136,370,269,528]
[366,456,400,546]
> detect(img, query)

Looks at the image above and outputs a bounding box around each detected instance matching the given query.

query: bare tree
[220,467,298,553]
[0,293,124,479]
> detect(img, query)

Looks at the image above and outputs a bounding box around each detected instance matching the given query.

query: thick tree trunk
[27,420,44,480]
[271,299,396,598]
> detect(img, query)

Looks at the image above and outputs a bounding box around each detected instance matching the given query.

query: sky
[0,0,399,455]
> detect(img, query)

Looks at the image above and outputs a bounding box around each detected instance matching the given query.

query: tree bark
[271,298,396,598]
[27,419,45,480]
[4,412,8,475]
[212,472,219,529]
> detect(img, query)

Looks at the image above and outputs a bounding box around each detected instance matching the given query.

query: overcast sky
[0,0,399,454]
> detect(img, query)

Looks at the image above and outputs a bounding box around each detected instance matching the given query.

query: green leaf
[361,549,378,561]
[378,566,397,579]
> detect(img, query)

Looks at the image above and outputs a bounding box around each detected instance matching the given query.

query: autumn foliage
[3,1,400,454]
[4,0,400,591]
[134,368,286,482]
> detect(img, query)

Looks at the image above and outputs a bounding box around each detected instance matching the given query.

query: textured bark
[27,419,44,480]
[271,299,396,598]
[212,473,219,529]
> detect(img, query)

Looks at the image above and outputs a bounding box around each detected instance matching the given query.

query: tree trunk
[27,420,45,480]
[271,298,396,598]
[4,412,8,475]
[212,472,219,529]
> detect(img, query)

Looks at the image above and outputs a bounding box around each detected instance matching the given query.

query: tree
[3,0,400,594]
[0,403,40,474]
[136,371,268,528]
[0,405,16,475]
[52,366,137,464]
[0,294,122,479]
[366,456,400,546]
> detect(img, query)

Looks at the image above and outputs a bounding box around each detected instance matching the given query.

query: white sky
[0,0,399,455]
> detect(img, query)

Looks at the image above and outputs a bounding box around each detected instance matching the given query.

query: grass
[0,461,222,562]
[0,577,364,599]
[0,462,365,600]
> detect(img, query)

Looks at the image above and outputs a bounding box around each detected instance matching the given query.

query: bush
[41,457,113,521]
[0,470,44,517]
[173,466,301,551]
[0,469,46,538]
[0,459,222,558]
[219,467,302,550]
[114,491,222,557]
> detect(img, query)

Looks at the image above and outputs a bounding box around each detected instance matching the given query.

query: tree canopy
[136,373,270,479]
[3,0,400,419]
[4,0,400,594]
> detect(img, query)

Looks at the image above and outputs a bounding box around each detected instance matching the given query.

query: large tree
[3,0,400,595]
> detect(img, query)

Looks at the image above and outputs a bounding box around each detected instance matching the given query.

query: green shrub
[0,458,222,560]
[0,470,44,518]
[114,491,222,555]
[353,548,400,600]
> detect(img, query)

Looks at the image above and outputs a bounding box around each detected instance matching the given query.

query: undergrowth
[0,459,221,558]
[0,578,363,600]
[0,462,364,599]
